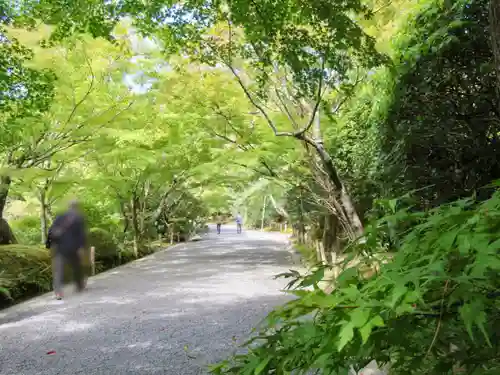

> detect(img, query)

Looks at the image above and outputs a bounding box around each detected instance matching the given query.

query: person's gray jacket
[48,210,86,255]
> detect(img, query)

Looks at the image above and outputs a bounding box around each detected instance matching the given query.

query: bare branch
[209,101,249,143]
[22,102,134,168]
[292,55,327,137]
[61,43,96,131]
[230,161,283,184]
[328,69,364,116]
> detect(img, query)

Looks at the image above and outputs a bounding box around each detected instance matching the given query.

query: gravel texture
[0,226,296,375]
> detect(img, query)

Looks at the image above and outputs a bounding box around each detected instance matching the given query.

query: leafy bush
[211,188,500,375]
[293,242,317,266]
[0,245,52,306]
[119,248,137,264]
[138,244,155,257]
[75,200,122,238]
[87,227,120,270]
[10,216,42,245]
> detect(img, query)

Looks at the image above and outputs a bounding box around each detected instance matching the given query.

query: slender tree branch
[61,43,96,131]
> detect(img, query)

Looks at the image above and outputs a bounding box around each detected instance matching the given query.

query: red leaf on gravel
[46,350,56,355]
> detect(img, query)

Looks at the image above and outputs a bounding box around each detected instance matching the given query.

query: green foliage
[0,26,55,132]
[0,244,52,305]
[80,201,121,236]
[18,0,384,91]
[376,0,499,207]
[10,215,41,245]
[87,227,120,268]
[332,0,500,212]
[211,187,500,374]
[293,242,317,266]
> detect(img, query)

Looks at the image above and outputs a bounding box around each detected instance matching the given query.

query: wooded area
[1,0,500,373]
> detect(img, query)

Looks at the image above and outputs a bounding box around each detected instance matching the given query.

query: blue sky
[122,29,163,95]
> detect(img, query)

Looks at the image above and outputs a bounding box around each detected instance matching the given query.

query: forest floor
[0,225,296,375]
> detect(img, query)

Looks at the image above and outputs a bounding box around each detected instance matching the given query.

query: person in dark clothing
[46,200,87,300]
[216,212,223,234]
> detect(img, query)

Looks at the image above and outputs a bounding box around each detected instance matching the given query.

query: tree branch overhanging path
[205,25,365,237]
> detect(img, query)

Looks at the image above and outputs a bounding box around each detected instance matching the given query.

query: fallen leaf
[46,350,56,355]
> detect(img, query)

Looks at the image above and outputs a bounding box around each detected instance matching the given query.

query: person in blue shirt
[235,212,243,234]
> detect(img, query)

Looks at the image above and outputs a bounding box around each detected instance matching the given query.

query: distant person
[46,200,87,300]
[235,212,243,234]
[216,212,223,234]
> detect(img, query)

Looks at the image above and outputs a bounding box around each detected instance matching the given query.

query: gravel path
[0,226,297,375]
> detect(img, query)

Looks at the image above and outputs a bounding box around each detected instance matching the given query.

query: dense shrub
[0,245,52,307]
[0,232,161,307]
[10,216,42,245]
[120,241,156,259]
[87,227,120,271]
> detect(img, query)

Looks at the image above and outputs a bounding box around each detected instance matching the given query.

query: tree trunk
[490,0,500,98]
[297,105,363,238]
[39,188,48,245]
[322,214,339,263]
[131,195,139,258]
[139,180,150,236]
[268,194,289,218]
[339,187,364,238]
[0,218,17,244]
[298,189,305,244]
[0,175,11,219]
[301,135,364,237]
[316,240,327,264]
[261,195,267,230]
[0,175,17,245]
[151,184,178,224]
[119,200,129,233]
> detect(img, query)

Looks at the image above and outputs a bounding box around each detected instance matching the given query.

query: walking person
[46,200,87,300]
[216,212,223,234]
[235,212,243,234]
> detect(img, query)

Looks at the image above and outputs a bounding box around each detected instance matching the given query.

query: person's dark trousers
[52,250,85,295]
[216,223,221,234]
[237,224,242,234]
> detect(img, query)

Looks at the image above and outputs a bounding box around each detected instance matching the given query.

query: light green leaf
[371,315,385,327]
[350,308,370,328]
[308,293,340,309]
[475,311,492,347]
[388,198,398,213]
[459,302,476,341]
[300,267,325,288]
[487,238,500,252]
[336,267,358,287]
[358,315,384,344]
[438,228,459,250]
[312,353,331,368]
[389,285,408,308]
[457,234,472,254]
[254,356,271,375]
[337,322,354,351]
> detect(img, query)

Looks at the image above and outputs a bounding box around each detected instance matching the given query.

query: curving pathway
[0,226,297,375]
